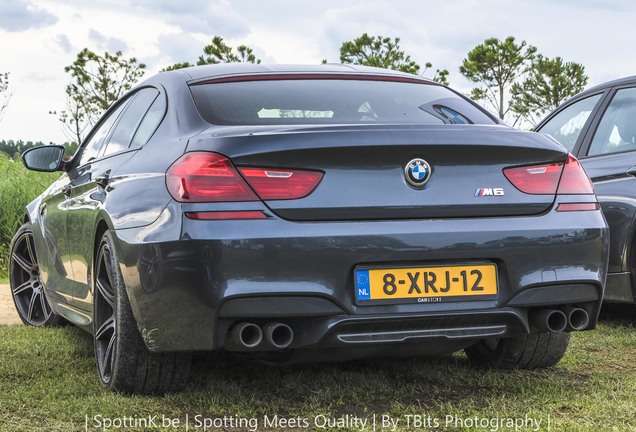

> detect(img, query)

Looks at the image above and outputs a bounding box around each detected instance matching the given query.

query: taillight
[166,152,323,203]
[503,162,562,194]
[556,155,594,194]
[503,154,593,195]
[166,152,258,202]
[238,168,323,200]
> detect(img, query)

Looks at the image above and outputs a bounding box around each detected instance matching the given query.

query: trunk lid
[186,124,567,221]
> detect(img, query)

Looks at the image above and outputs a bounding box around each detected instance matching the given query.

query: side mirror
[22,145,65,172]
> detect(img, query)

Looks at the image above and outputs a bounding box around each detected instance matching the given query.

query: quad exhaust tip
[228,322,294,350]
[530,307,590,333]
[232,322,263,349]
[563,307,590,331]
[530,309,568,333]
[263,322,294,349]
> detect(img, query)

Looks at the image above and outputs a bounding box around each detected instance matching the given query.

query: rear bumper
[115,202,608,353]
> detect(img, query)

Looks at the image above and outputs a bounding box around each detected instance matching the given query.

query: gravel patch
[0,284,22,325]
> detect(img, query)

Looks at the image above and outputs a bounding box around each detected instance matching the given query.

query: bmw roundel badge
[404,158,432,187]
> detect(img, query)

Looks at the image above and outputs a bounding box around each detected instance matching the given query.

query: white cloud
[322,1,415,47]
[54,34,72,53]
[0,0,57,32]
[88,29,128,53]
[1,0,636,143]
[156,32,208,66]
[132,0,249,36]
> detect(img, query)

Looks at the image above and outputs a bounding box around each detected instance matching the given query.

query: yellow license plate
[355,263,497,303]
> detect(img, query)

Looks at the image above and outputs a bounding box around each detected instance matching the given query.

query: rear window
[190,77,496,126]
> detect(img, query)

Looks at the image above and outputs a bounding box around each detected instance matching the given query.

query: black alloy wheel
[9,223,61,327]
[94,235,118,385]
[93,231,191,393]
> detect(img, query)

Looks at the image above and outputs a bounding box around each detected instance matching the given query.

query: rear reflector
[503,154,593,195]
[185,211,268,220]
[556,203,599,212]
[238,167,323,200]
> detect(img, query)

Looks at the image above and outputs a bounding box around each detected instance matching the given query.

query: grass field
[0,154,58,279]
[0,306,634,432]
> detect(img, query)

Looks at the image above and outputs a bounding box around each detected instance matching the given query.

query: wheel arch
[626,227,636,300]
[92,216,149,337]
[93,219,111,268]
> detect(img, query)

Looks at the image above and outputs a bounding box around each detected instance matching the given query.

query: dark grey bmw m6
[11,64,608,393]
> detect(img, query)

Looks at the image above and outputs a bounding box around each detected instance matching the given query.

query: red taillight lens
[166,152,323,203]
[166,152,258,202]
[503,154,593,195]
[556,155,594,194]
[238,168,323,200]
[503,162,563,194]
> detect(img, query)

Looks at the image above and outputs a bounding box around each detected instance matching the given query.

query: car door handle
[62,184,71,198]
[39,203,47,215]
[627,166,636,177]
[95,170,111,188]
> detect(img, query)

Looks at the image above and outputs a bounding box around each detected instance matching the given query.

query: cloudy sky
[0,0,634,143]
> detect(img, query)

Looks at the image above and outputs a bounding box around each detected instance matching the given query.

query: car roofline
[579,75,636,96]
[157,63,435,85]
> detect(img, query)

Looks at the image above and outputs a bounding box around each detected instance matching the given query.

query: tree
[510,56,588,126]
[339,33,420,74]
[332,33,449,85]
[0,139,76,156]
[421,62,449,86]
[163,36,261,71]
[460,36,537,123]
[163,61,194,71]
[197,36,261,65]
[52,49,146,144]
[0,72,10,121]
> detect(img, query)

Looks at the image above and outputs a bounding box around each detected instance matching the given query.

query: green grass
[0,154,58,279]
[1,307,634,431]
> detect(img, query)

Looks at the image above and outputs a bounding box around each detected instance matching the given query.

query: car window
[130,92,166,148]
[77,99,132,166]
[587,87,636,156]
[190,78,496,125]
[538,94,602,152]
[101,88,160,157]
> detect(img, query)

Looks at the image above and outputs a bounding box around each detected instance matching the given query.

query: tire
[9,222,63,327]
[465,331,570,369]
[93,230,190,394]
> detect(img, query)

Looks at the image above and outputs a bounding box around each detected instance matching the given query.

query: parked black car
[536,75,636,305]
[10,64,608,394]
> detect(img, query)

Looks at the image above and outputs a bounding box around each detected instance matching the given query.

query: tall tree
[460,36,537,123]
[339,33,420,74]
[0,72,10,121]
[510,56,588,126]
[52,49,146,144]
[163,36,261,71]
[334,33,449,85]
